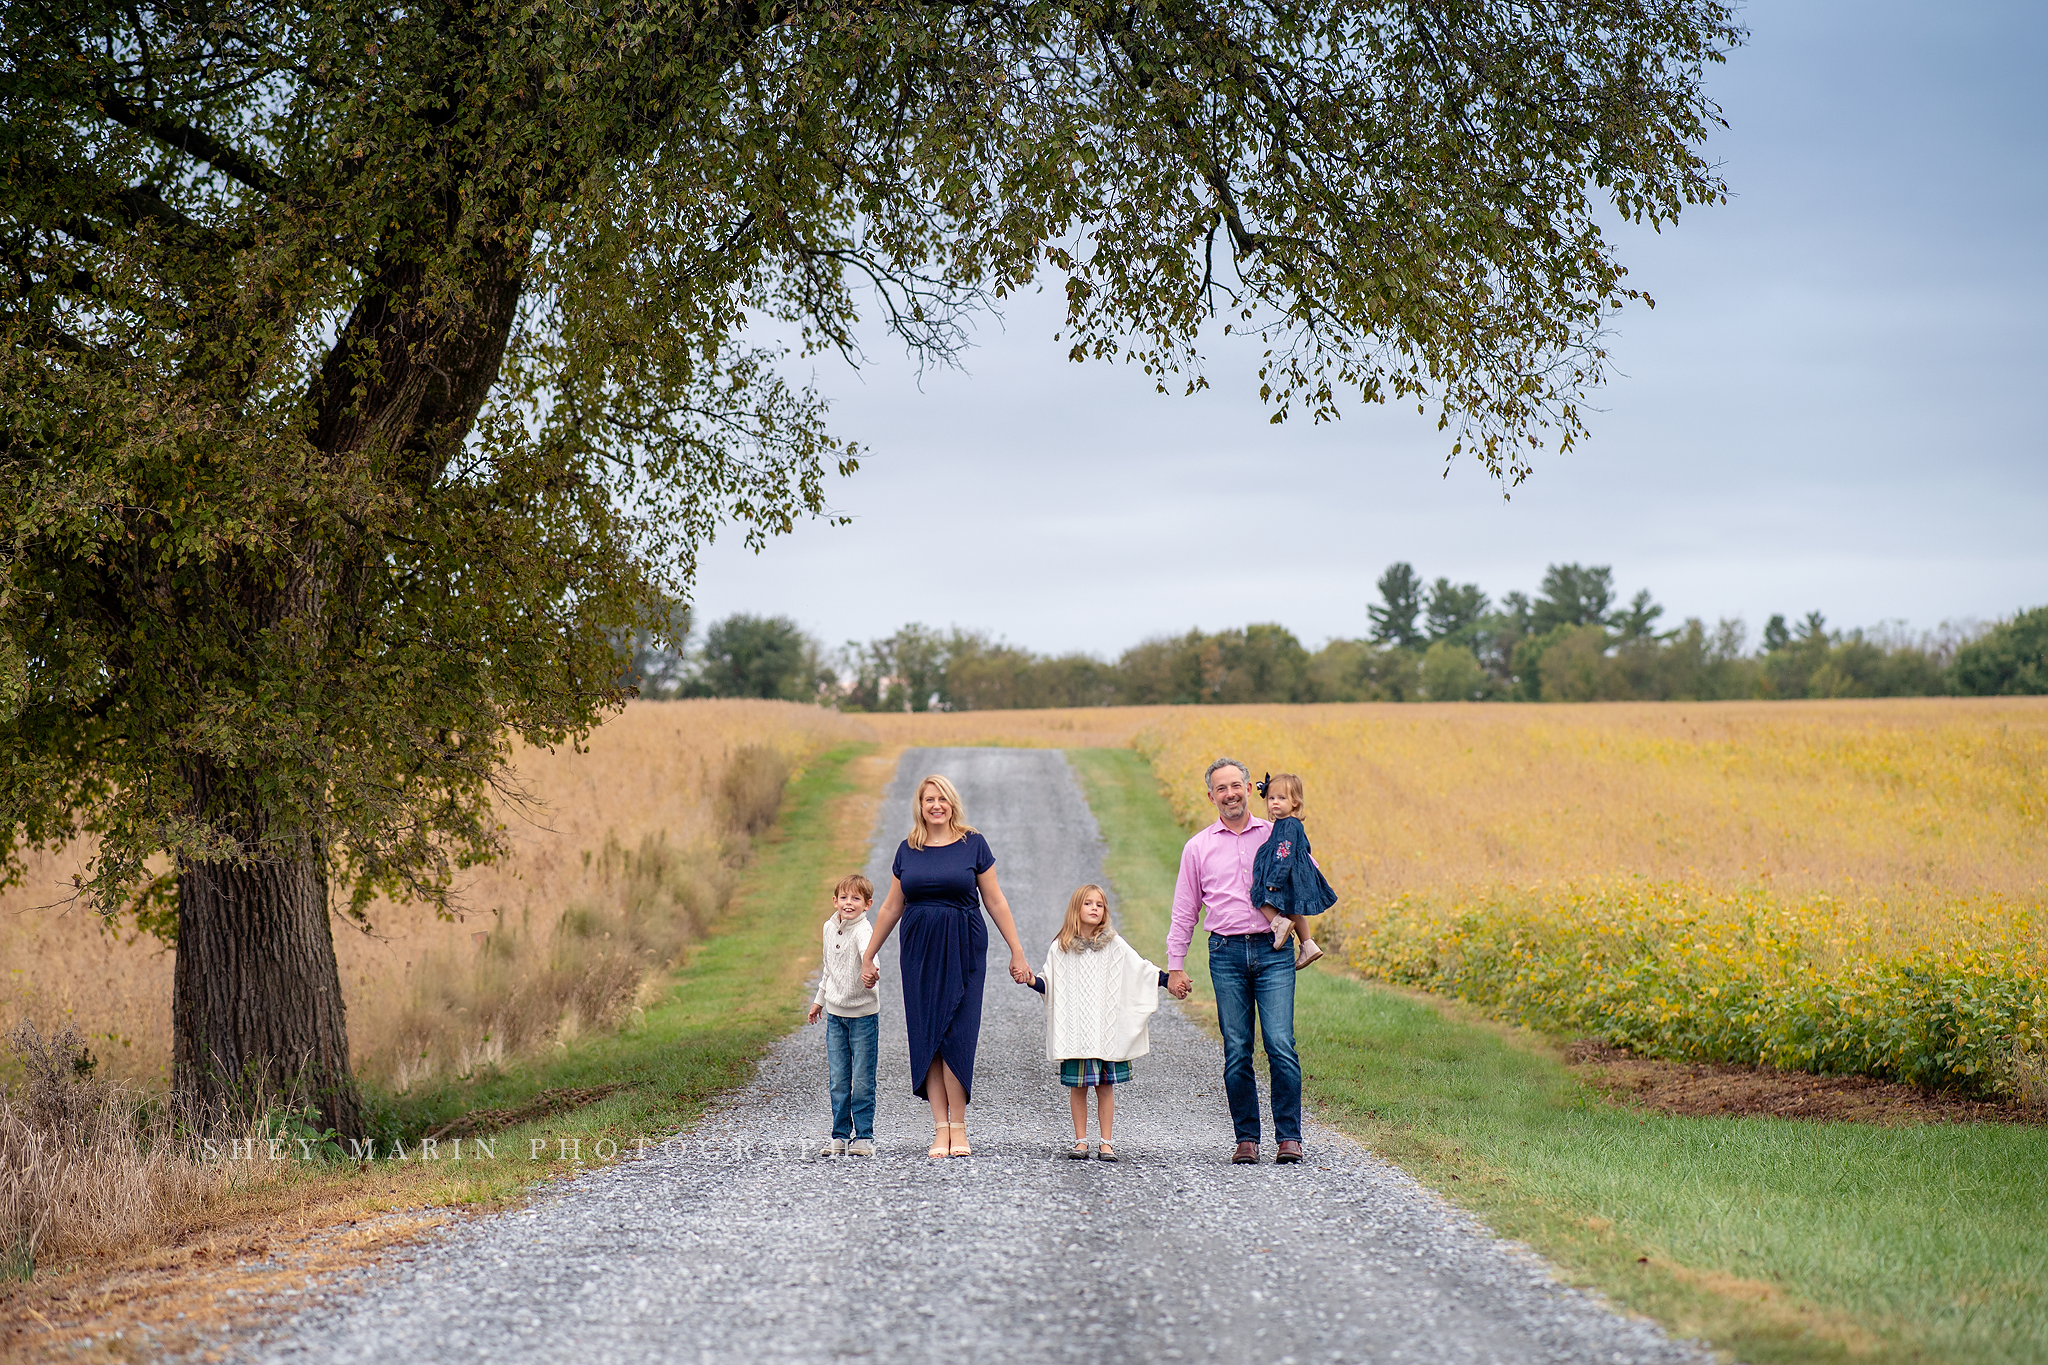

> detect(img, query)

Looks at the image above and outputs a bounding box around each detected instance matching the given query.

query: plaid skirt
[1059,1058,1132,1088]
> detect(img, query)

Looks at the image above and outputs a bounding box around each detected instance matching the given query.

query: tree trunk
[173,848,361,1139]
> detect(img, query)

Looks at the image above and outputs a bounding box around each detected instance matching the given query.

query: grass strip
[1068,747,2048,1365]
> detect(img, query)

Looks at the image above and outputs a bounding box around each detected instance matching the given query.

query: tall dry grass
[0,701,869,1091]
[859,707,1174,751]
[0,1022,299,1279]
[1132,699,2048,1094]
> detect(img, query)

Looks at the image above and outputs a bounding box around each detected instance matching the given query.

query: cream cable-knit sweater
[1038,934,1163,1062]
[812,915,879,1018]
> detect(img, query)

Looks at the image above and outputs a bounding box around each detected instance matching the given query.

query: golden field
[0,701,869,1089]
[1132,699,2048,1094]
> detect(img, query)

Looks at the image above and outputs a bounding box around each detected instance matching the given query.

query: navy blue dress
[1251,816,1338,918]
[893,832,996,1101]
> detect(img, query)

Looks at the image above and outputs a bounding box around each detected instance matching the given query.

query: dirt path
[244,748,1707,1364]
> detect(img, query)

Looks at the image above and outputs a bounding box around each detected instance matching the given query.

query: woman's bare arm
[860,877,905,987]
[978,868,1034,984]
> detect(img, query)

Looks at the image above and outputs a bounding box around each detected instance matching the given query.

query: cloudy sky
[684,0,2047,659]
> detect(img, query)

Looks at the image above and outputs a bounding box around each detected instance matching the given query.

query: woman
[860,774,1032,1158]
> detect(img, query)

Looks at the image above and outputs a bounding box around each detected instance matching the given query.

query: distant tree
[841,624,952,711]
[1951,607,2048,695]
[1111,625,1311,704]
[1115,635,1195,706]
[1425,579,1491,644]
[938,632,1117,709]
[1471,590,1534,690]
[687,615,822,701]
[1418,641,1491,702]
[1218,625,1314,703]
[1762,614,1793,653]
[1613,589,1669,642]
[1031,655,1122,709]
[1531,564,1616,633]
[1537,625,1616,701]
[1369,564,1426,649]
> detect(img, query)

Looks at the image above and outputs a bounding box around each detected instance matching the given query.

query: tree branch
[94,89,285,197]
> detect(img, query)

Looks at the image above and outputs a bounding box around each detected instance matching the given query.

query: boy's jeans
[826,1011,878,1141]
[1207,931,1303,1145]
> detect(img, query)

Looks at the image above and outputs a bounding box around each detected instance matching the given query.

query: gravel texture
[248,747,1709,1364]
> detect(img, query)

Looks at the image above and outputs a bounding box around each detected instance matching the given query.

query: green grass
[355,741,871,1206]
[1068,747,2048,1365]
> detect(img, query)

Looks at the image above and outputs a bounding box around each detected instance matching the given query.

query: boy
[808,873,879,1155]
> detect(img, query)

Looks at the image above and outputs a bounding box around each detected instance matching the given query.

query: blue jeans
[1208,932,1302,1145]
[825,1012,878,1140]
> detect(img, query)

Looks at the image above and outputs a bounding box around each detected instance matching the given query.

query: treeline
[621,566,2048,708]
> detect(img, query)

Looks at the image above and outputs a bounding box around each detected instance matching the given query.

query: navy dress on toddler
[893,832,996,1101]
[1250,815,1338,918]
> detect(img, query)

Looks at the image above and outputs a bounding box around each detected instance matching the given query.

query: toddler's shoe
[1295,939,1324,970]
[845,1138,874,1157]
[819,1138,846,1157]
[1271,920,1292,951]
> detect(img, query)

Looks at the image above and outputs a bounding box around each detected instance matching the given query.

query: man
[1165,758,1303,1165]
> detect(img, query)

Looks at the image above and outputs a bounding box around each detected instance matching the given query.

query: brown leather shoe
[1231,1141,1260,1164]
[1275,1140,1304,1164]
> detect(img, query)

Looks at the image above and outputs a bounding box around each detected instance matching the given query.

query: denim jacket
[1250,816,1338,917]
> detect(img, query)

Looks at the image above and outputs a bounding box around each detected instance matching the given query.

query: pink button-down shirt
[1167,815,1273,970]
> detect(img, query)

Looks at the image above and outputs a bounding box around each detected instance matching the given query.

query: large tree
[1,0,1740,1131]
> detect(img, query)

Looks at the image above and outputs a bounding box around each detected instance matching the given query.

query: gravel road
[252,747,1708,1365]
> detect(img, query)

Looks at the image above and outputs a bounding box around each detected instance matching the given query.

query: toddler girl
[1021,884,1174,1162]
[1253,771,1338,969]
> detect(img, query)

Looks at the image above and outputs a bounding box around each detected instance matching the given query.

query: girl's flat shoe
[948,1120,971,1156]
[1294,940,1324,970]
[1271,922,1293,951]
[1096,1143,1119,1162]
[1066,1141,1092,1159]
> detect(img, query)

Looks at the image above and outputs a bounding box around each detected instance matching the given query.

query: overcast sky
[684,0,2047,659]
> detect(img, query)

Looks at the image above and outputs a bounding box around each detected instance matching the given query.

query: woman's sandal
[948,1120,971,1156]
[1066,1141,1092,1159]
[929,1125,951,1159]
[1096,1142,1118,1162]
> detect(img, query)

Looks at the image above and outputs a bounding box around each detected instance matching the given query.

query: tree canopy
[2,0,1740,1125]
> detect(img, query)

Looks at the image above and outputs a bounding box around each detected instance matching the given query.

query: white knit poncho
[1038,933,1164,1063]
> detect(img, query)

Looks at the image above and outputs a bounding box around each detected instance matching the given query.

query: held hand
[806,1003,823,1024]
[1008,953,1033,986]
[860,959,880,989]
[1166,969,1192,1000]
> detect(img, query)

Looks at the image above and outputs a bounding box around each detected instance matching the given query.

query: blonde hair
[834,873,874,904]
[1055,884,1115,952]
[1265,772,1305,815]
[906,774,977,850]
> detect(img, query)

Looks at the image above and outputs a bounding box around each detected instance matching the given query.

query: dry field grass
[1130,698,2048,1095]
[0,700,870,1092]
[859,706,1173,751]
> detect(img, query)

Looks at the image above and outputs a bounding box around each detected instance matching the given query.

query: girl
[1253,772,1338,969]
[1021,884,1173,1162]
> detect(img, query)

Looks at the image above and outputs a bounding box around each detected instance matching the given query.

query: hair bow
[1255,772,1271,797]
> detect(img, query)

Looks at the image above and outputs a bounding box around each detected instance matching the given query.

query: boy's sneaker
[845,1138,874,1157]
[820,1138,846,1157]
